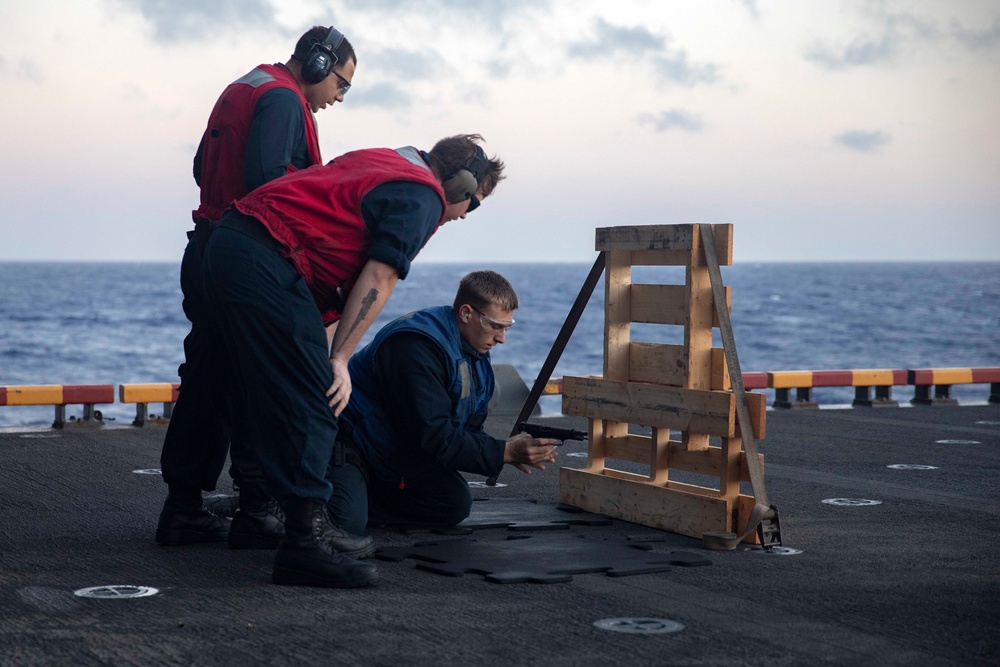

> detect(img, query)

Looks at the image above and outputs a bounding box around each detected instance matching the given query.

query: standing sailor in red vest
[201,135,506,587]
[157,26,356,550]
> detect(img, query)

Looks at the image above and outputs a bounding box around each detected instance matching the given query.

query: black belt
[218,211,285,252]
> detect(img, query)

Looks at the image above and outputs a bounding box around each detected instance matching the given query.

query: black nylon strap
[486,252,606,486]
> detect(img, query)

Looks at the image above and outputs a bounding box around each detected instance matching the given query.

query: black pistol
[516,421,587,444]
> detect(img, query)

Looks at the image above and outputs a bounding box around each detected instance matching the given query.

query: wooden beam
[560,467,732,538]
[563,376,765,438]
[562,376,734,436]
[595,224,733,266]
[604,251,631,382]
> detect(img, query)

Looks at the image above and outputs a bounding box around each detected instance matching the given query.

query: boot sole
[339,542,376,560]
[272,566,378,588]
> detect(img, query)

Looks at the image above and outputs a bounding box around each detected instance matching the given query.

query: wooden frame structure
[558,224,766,543]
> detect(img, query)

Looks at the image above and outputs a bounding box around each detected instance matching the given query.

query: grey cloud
[110,0,280,43]
[569,18,722,86]
[651,51,720,85]
[834,130,891,152]
[951,17,1000,51]
[738,0,760,19]
[637,109,703,133]
[368,48,445,80]
[346,81,413,109]
[805,9,944,70]
[0,56,43,83]
[567,18,666,59]
[486,59,514,79]
[805,33,898,69]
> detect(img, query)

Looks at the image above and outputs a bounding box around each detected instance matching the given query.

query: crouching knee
[439,487,472,526]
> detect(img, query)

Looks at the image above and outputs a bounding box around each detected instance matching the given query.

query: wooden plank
[604,433,653,464]
[600,433,762,482]
[604,251,631,382]
[630,249,692,266]
[595,224,733,265]
[686,226,715,392]
[562,376,736,436]
[720,436,741,500]
[630,284,686,325]
[651,427,670,484]
[560,467,731,537]
[629,342,686,386]
[586,418,606,471]
[596,225,695,252]
[627,284,731,327]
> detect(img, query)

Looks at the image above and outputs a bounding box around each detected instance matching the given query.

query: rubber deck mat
[391,498,613,534]
[375,534,711,584]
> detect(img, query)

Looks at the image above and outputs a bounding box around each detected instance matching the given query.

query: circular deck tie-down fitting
[593,617,685,634]
[74,585,159,599]
[822,498,882,507]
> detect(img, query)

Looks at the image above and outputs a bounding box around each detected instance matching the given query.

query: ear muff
[442,145,489,204]
[301,26,345,85]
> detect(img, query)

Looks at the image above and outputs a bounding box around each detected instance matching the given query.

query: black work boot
[272,500,378,588]
[156,486,230,546]
[229,494,285,550]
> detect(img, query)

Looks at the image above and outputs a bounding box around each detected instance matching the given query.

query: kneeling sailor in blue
[329,271,558,534]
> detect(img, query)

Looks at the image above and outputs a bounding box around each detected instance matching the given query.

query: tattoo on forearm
[333,288,378,355]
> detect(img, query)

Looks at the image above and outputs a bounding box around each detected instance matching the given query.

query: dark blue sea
[1,261,998,427]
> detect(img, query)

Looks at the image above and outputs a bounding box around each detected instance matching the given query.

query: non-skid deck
[1,404,998,666]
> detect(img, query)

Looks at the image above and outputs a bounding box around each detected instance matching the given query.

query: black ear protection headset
[301,26,345,84]
[442,145,490,204]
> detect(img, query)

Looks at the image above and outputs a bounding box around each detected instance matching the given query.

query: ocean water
[1,261,997,427]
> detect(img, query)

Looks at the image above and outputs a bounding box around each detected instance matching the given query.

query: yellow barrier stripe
[930,368,974,385]
[851,369,896,386]
[767,371,813,389]
[5,385,64,406]
[119,383,176,404]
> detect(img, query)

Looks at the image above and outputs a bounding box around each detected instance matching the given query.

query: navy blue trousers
[200,215,337,504]
[327,458,473,535]
[160,222,239,492]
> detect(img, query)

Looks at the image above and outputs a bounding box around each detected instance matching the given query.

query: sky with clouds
[1,0,998,263]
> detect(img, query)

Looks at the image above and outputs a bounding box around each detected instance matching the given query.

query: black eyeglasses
[467,194,480,213]
[332,70,351,95]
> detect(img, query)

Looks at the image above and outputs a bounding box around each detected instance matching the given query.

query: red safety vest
[193,63,322,223]
[234,148,447,322]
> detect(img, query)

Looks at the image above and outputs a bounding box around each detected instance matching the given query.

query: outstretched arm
[326,259,399,416]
